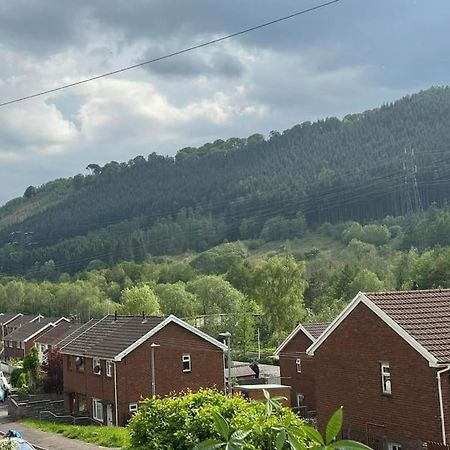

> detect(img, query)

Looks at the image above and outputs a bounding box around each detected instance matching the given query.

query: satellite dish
[93,365,101,374]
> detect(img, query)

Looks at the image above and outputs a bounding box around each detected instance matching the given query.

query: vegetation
[20,419,130,448]
[128,389,369,450]
[3,87,450,276]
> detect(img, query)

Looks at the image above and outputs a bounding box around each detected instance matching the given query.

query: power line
[0,0,342,108]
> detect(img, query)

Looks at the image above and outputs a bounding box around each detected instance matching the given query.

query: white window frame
[182,354,191,372]
[129,403,138,413]
[296,393,304,408]
[106,360,113,378]
[387,443,401,450]
[381,362,391,395]
[93,357,101,375]
[92,398,103,422]
[295,358,302,373]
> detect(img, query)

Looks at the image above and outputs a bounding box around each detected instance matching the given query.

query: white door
[106,404,113,426]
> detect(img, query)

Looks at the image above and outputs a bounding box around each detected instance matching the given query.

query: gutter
[113,361,119,426]
[437,365,450,445]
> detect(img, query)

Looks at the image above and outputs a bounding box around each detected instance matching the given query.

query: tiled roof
[55,320,99,348]
[6,314,42,328]
[5,318,55,342]
[303,322,331,340]
[60,315,166,359]
[35,321,81,346]
[365,289,450,364]
[0,313,22,325]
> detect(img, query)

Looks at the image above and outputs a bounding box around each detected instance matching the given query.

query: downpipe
[437,365,450,445]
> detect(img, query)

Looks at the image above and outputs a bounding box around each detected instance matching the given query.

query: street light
[219,332,232,396]
[150,343,160,397]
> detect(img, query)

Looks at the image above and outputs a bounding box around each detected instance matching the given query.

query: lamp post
[219,332,232,396]
[150,343,160,397]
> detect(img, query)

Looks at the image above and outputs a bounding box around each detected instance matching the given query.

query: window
[106,360,113,378]
[182,354,191,372]
[75,356,84,372]
[129,403,138,414]
[93,357,101,375]
[381,362,391,394]
[67,356,73,371]
[387,443,401,450]
[92,398,103,422]
[78,395,87,413]
[296,393,304,408]
[16,341,20,349]
[295,358,302,373]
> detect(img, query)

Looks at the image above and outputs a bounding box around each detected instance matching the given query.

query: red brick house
[275,322,329,413]
[60,314,227,426]
[3,314,43,338]
[0,313,23,340]
[307,289,450,449]
[4,317,68,361]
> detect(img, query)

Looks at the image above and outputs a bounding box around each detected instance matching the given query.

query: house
[0,313,23,340]
[225,361,281,386]
[60,314,227,426]
[4,317,69,361]
[34,320,81,362]
[275,322,329,412]
[307,289,450,449]
[3,314,43,338]
[233,384,291,405]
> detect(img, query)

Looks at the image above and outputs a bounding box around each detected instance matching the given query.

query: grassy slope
[20,419,130,449]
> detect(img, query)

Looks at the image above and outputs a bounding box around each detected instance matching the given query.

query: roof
[236,384,290,390]
[307,290,450,367]
[0,313,23,325]
[274,322,330,356]
[60,314,227,360]
[55,320,99,348]
[5,314,42,329]
[35,321,82,346]
[5,319,56,343]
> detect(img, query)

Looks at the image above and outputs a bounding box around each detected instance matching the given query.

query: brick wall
[278,331,316,410]
[313,303,445,447]
[63,322,225,426]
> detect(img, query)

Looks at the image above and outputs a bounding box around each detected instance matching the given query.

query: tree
[23,346,40,391]
[120,284,161,315]
[154,282,199,318]
[348,269,384,298]
[251,256,308,338]
[86,163,101,174]
[23,185,37,198]
[41,348,63,394]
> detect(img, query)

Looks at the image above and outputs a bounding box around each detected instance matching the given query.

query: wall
[278,330,316,410]
[63,322,225,426]
[8,393,64,420]
[313,302,444,448]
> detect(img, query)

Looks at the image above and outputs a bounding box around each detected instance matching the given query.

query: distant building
[275,322,329,413]
[307,289,450,449]
[60,314,227,426]
[4,317,69,361]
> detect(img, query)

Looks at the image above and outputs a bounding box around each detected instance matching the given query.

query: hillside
[2,86,450,275]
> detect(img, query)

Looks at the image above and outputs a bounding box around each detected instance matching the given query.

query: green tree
[251,256,308,338]
[154,282,199,318]
[120,284,161,315]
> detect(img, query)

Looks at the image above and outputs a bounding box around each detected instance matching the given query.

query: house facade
[275,322,329,413]
[307,290,450,449]
[4,317,68,361]
[60,314,227,426]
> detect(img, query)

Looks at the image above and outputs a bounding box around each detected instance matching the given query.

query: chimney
[412,281,419,291]
[142,311,145,320]
[114,311,118,321]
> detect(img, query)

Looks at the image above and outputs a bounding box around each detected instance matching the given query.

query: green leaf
[325,407,343,444]
[263,389,270,400]
[287,432,303,450]
[275,428,286,450]
[332,439,373,449]
[212,412,230,440]
[302,425,325,445]
[230,429,251,441]
[193,439,224,450]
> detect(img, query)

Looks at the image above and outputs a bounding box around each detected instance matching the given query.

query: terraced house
[307,289,450,450]
[60,314,227,426]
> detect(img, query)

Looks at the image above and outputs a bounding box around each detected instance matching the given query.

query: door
[106,404,113,426]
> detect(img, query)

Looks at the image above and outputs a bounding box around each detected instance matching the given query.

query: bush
[128,389,305,449]
[10,368,24,388]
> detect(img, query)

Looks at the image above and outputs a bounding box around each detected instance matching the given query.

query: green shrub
[10,368,24,388]
[128,389,304,450]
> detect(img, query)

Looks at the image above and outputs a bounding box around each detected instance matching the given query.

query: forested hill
[3,86,450,275]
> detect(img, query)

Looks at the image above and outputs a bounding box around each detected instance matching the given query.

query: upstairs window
[106,360,113,378]
[295,358,302,373]
[93,357,101,375]
[182,354,191,372]
[381,362,391,395]
[75,356,84,372]
[387,444,401,450]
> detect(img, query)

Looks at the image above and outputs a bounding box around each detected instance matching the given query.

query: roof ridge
[365,288,450,295]
[59,316,108,350]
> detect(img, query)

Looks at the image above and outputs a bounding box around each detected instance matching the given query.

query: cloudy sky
[0,0,449,205]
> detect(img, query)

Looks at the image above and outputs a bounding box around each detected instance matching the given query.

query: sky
[1,0,450,205]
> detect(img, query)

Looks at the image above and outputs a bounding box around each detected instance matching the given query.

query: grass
[20,419,131,448]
